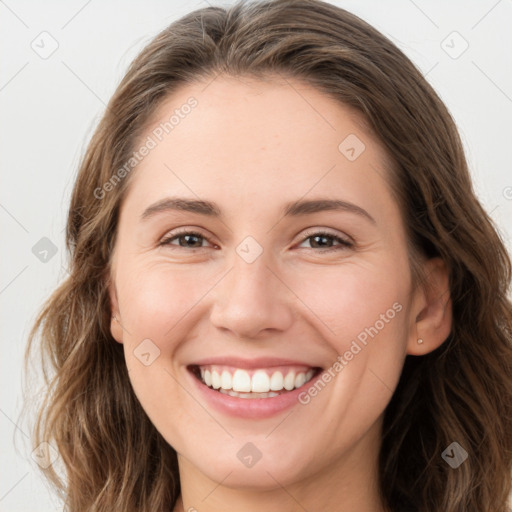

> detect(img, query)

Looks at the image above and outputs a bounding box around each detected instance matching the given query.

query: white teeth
[232,369,251,392]
[269,371,284,391]
[294,372,306,388]
[219,389,280,398]
[221,370,232,390]
[197,365,317,395]
[283,371,296,390]
[251,370,270,392]
[211,370,221,389]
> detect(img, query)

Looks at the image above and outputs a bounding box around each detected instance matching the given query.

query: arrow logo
[237,442,262,468]
[134,339,161,366]
[338,134,365,161]
[32,237,58,262]
[441,441,468,468]
[31,442,58,468]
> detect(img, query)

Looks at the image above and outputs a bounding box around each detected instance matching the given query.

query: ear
[107,274,124,345]
[407,257,452,355]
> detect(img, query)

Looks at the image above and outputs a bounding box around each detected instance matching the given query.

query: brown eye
[298,231,353,251]
[159,231,210,249]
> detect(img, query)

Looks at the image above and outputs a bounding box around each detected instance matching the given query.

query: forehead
[122,75,397,223]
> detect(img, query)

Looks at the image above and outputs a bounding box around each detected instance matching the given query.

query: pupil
[182,235,201,247]
[313,235,330,248]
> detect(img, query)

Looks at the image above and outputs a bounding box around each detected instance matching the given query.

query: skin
[108,75,452,512]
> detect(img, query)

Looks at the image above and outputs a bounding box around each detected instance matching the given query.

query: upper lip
[189,356,322,369]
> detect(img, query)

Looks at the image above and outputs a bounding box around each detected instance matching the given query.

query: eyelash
[158,228,354,252]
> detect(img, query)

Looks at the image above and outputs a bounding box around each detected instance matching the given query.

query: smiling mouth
[189,364,322,399]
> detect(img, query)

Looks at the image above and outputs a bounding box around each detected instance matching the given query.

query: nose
[209,251,294,340]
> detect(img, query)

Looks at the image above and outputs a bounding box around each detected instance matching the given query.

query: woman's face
[109,75,433,490]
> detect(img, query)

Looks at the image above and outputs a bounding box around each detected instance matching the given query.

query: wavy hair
[24,0,512,510]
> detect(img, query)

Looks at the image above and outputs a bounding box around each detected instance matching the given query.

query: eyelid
[159,227,215,248]
[298,227,354,246]
[159,226,354,252]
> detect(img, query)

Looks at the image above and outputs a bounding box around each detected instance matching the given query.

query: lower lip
[187,368,320,419]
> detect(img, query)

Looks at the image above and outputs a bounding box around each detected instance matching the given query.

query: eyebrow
[140,197,376,224]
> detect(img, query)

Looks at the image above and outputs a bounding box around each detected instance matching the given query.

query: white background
[1,0,511,510]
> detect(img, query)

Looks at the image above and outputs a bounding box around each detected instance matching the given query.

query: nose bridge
[232,254,268,298]
[209,241,293,338]
[226,233,274,299]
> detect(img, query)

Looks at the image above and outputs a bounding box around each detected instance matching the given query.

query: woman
[25,0,512,510]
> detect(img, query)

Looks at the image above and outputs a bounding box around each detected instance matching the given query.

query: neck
[173,420,388,512]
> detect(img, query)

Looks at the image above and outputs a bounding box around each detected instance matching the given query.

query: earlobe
[110,314,124,344]
[108,279,124,344]
[407,257,452,356]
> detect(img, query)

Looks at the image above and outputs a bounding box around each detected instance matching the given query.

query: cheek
[114,262,204,438]
[114,262,201,405]
[284,258,409,346]
[117,261,213,344]
[288,259,410,404]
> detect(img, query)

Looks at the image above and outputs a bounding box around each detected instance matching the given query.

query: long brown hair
[24,1,512,510]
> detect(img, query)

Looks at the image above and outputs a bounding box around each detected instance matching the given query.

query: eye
[158,229,353,252]
[297,230,353,252]
[159,230,214,250]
